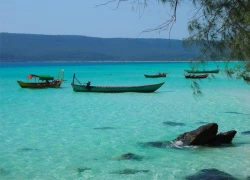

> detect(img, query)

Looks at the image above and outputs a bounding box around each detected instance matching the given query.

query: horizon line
[0,32,183,41]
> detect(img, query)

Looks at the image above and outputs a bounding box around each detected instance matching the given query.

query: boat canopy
[28,74,54,81]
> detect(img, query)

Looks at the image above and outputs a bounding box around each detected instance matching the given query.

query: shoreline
[0,60,235,63]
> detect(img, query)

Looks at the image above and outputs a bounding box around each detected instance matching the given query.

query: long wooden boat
[185,73,209,79]
[17,69,64,88]
[243,75,250,82]
[71,73,165,93]
[144,73,167,78]
[17,80,62,88]
[184,69,219,74]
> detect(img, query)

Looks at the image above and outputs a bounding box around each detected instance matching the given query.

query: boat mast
[72,73,75,85]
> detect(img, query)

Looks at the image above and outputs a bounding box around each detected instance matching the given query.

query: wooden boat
[144,72,167,78]
[185,73,209,79]
[243,75,250,82]
[17,69,64,88]
[71,73,165,93]
[184,69,219,74]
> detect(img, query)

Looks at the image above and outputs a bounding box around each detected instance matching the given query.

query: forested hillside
[0,33,199,62]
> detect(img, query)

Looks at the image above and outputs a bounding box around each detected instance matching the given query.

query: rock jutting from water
[172,123,237,146]
[141,123,237,148]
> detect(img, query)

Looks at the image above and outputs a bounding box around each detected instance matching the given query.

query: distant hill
[0,33,199,62]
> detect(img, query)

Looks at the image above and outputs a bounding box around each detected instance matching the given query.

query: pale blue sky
[0,0,193,40]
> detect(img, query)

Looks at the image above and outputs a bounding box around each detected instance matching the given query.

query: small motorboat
[185,73,209,79]
[17,69,64,88]
[144,72,167,78]
[184,69,219,74]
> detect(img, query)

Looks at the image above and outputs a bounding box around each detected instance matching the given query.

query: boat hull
[243,75,250,82]
[144,74,166,78]
[185,74,209,79]
[184,69,219,74]
[71,82,165,93]
[17,80,62,88]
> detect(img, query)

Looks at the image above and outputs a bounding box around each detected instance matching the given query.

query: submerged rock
[94,127,115,130]
[197,121,208,124]
[173,123,237,146]
[224,112,249,115]
[0,168,10,175]
[185,168,238,180]
[112,169,149,174]
[19,148,39,151]
[241,131,250,135]
[114,153,143,161]
[163,121,185,126]
[77,167,91,173]
[140,141,170,148]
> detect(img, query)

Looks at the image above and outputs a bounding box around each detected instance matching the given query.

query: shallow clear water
[0,62,250,179]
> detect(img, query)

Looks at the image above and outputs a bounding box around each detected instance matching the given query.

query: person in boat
[51,80,56,85]
[46,80,50,85]
[86,81,91,88]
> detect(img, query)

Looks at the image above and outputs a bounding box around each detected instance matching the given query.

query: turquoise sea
[0,62,250,179]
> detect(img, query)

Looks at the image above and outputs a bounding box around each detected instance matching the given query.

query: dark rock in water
[224,111,249,115]
[121,153,140,160]
[173,123,237,146]
[197,121,208,124]
[115,153,143,161]
[140,123,236,148]
[173,123,218,146]
[140,141,170,148]
[0,168,10,175]
[77,167,91,173]
[19,148,39,151]
[94,127,115,130]
[185,168,238,180]
[163,121,185,126]
[241,131,250,135]
[209,130,237,145]
[112,169,149,174]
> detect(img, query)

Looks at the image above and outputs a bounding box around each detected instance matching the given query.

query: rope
[74,75,83,85]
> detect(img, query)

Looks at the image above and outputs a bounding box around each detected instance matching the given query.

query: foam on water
[171,141,184,147]
[0,62,250,179]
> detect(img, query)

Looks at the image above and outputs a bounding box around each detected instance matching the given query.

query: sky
[0,0,193,40]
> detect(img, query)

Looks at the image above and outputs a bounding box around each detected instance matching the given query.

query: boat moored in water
[71,73,165,93]
[184,69,219,74]
[17,69,64,88]
[185,73,209,79]
[243,75,250,82]
[144,72,167,78]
